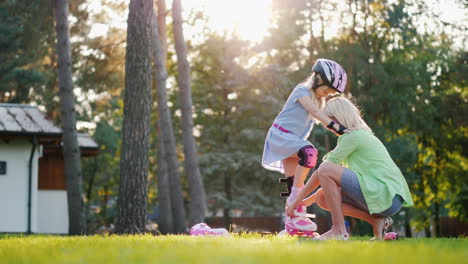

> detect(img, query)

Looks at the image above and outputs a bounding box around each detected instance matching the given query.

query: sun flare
[185,0,273,43]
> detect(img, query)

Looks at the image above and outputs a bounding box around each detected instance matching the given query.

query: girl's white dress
[262,85,316,173]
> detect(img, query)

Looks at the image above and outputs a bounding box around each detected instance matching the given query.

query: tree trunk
[220,77,232,228]
[306,1,317,62]
[102,184,109,224]
[153,3,187,233]
[53,0,84,235]
[172,0,207,226]
[433,151,441,237]
[404,208,412,238]
[85,160,97,234]
[155,0,173,234]
[114,0,153,234]
[223,172,232,230]
[155,123,174,234]
[424,226,431,237]
[151,5,184,234]
[318,1,325,47]
[157,0,167,62]
[434,202,440,237]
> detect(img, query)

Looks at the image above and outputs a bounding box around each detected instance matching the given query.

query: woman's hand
[285,199,301,218]
[285,204,296,218]
[302,196,315,207]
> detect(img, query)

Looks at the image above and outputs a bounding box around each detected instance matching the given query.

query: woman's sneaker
[285,205,318,237]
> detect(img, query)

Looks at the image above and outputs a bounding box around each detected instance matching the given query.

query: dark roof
[0,104,99,150]
[0,103,62,136]
[77,133,99,149]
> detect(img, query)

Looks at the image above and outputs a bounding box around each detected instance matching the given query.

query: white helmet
[311,58,347,93]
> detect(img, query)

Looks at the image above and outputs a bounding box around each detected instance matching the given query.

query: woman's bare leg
[316,162,348,238]
[315,188,386,239]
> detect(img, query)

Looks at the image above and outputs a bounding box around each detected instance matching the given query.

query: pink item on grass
[190,223,229,236]
[384,232,398,240]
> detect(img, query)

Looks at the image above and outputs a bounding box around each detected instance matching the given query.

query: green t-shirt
[323,129,414,214]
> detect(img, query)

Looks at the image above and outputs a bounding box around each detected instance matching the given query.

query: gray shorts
[341,168,403,218]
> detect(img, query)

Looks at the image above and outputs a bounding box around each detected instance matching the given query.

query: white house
[0,103,98,234]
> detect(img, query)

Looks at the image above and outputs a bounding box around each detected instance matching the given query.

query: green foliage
[0,0,55,103]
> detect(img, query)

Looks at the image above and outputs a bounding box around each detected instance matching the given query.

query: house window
[0,161,6,175]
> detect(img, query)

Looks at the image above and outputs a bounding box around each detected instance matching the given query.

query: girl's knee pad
[297,145,318,168]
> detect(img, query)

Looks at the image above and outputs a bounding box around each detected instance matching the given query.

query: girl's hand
[328,121,347,135]
[328,129,341,137]
[326,119,357,136]
[329,127,356,136]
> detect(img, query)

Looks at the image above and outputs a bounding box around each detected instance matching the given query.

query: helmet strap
[312,72,336,92]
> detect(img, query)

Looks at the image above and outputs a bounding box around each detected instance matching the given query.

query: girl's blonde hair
[323,97,372,132]
[301,72,324,109]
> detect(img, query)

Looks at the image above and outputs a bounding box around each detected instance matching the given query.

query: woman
[286,97,414,240]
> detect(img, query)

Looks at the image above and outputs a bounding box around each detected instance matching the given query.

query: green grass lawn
[0,234,466,264]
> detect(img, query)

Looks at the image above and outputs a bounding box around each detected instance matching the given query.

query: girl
[286,97,414,240]
[262,58,348,235]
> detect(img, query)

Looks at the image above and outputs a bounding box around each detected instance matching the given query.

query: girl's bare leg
[282,156,317,234]
[282,157,299,179]
[283,154,310,187]
[293,164,311,188]
[288,170,320,210]
[283,155,310,200]
[282,156,307,203]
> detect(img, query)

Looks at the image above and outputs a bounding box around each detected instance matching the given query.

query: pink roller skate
[190,223,229,236]
[285,205,319,238]
[384,232,399,240]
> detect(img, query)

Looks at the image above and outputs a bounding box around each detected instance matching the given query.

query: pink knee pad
[298,145,318,168]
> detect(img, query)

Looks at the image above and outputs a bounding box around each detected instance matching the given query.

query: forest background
[0,0,466,237]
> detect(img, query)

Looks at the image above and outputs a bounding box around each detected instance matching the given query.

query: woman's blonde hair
[323,97,372,132]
